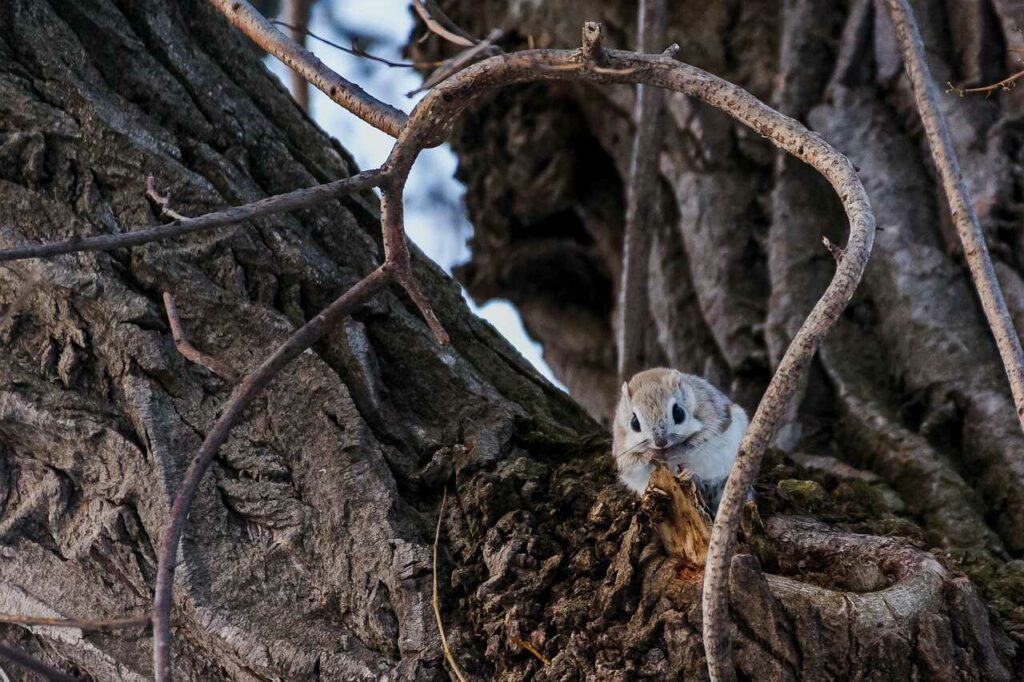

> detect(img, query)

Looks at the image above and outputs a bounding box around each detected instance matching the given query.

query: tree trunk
[0,0,1019,680]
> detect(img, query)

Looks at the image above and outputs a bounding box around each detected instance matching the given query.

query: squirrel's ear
[621,381,631,402]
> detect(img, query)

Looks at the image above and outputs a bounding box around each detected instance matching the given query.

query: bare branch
[821,235,844,263]
[884,0,1024,432]
[0,644,78,682]
[617,0,669,382]
[947,68,1024,97]
[163,292,240,381]
[379,183,450,345]
[207,0,407,137]
[0,169,385,263]
[432,490,467,681]
[283,0,311,111]
[152,265,392,682]
[271,21,444,69]
[412,0,476,47]
[0,613,150,631]
[146,177,189,221]
[513,637,551,667]
[407,28,504,97]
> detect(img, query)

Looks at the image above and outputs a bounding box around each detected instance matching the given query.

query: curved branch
[151,266,392,681]
[163,292,240,381]
[883,0,1024,435]
[207,0,407,137]
[0,169,385,263]
[379,36,874,682]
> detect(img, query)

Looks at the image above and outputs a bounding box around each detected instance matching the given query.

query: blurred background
[261,0,562,385]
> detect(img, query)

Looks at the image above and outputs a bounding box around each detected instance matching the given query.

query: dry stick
[270,21,445,69]
[412,0,476,47]
[948,68,1024,96]
[0,644,78,682]
[207,0,406,137]
[152,266,393,682]
[162,293,240,381]
[146,177,188,222]
[408,29,504,98]
[431,490,467,682]
[616,0,668,383]
[284,0,311,111]
[0,613,150,631]
[512,638,551,667]
[884,0,1024,434]
[0,169,384,263]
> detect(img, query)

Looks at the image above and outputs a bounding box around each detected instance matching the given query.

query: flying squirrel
[612,367,748,513]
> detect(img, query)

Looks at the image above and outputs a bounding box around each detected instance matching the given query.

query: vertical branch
[883,0,1024,434]
[616,0,669,382]
[284,0,311,111]
[431,490,467,682]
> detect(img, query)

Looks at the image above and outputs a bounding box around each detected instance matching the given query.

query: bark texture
[0,0,1021,680]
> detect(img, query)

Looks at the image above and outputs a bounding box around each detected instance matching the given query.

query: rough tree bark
[0,1,1020,681]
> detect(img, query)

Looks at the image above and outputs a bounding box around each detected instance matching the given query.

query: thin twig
[616,0,669,382]
[512,637,551,666]
[0,613,150,631]
[821,236,844,263]
[0,644,78,682]
[162,293,240,381]
[270,21,444,68]
[947,68,1024,96]
[432,490,467,682]
[0,169,385,263]
[885,0,1024,432]
[208,0,407,137]
[146,177,189,222]
[412,0,476,47]
[407,28,504,97]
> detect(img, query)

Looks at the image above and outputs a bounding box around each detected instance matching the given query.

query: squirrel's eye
[672,403,686,424]
[630,413,641,433]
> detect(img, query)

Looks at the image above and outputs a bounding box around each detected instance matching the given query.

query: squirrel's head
[617,368,703,454]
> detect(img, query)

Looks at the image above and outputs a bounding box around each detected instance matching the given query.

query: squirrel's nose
[653,435,668,449]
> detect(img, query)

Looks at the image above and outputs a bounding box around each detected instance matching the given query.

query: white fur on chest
[667,404,747,484]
